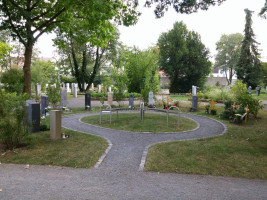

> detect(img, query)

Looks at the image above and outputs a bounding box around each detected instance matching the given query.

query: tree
[261,62,267,87]
[158,21,211,93]
[215,33,243,85]
[123,47,160,98]
[0,66,24,94]
[259,0,267,18]
[55,29,119,92]
[31,60,58,90]
[236,9,262,88]
[0,0,139,95]
[144,0,226,18]
[0,41,12,68]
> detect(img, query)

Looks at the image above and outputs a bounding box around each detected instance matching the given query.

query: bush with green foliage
[46,85,61,109]
[0,90,29,149]
[232,80,263,118]
[0,66,24,94]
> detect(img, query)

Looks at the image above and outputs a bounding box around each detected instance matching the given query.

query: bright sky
[37,0,267,62]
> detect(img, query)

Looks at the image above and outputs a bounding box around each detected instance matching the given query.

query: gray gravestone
[248,86,252,94]
[256,86,261,96]
[192,96,198,111]
[50,110,61,140]
[129,94,134,108]
[73,84,77,98]
[192,85,197,96]
[61,88,68,108]
[148,92,154,105]
[71,83,74,95]
[36,84,41,95]
[66,83,70,92]
[108,92,113,105]
[85,93,91,110]
[41,95,48,116]
[27,102,40,133]
[98,84,101,93]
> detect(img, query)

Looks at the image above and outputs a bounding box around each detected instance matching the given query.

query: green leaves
[158,21,211,93]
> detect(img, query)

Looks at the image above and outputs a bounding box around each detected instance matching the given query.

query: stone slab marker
[85,93,91,110]
[73,84,78,98]
[41,95,48,116]
[50,110,61,140]
[129,94,134,108]
[108,92,113,105]
[27,102,40,133]
[36,84,41,96]
[66,83,70,92]
[192,85,197,96]
[148,92,154,106]
[248,86,252,94]
[61,88,68,108]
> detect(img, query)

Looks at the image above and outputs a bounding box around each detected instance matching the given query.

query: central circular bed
[81,113,198,133]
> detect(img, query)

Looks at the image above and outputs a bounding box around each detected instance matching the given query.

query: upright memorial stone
[129,94,134,108]
[71,83,74,95]
[148,92,154,106]
[50,110,61,140]
[27,102,40,132]
[192,85,197,96]
[36,83,41,95]
[256,86,261,96]
[108,92,113,105]
[66,83,70,92]
[192,85,198,111]
[248,86,252,94]
[98,85,101,93]
[41,95,48,116]
[61,87,68,109]
[108,86,112,92]
[73,84,78,98]
[85,93,91,110]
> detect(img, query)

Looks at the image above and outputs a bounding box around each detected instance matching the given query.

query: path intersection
[1,105,267,199]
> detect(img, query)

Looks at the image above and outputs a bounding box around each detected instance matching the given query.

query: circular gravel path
[1,112,267,200]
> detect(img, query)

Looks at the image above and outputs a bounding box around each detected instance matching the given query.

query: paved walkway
[1,111,267,199]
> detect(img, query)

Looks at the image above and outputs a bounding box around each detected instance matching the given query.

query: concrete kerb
[138,114,228,172]
[63,111,227,170]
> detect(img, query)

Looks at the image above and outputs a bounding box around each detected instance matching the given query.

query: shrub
[0,66,24,94]
[231,80,263,118]
[0,90,29,149]
[46,85,61,109]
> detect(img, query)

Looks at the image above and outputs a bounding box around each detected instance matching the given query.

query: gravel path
[1,111,267,199]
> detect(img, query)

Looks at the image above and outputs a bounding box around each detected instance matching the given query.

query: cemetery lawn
[81,113,197,132]
[0,128,108,168]
[145,110,267,180]
[170,94,189,101]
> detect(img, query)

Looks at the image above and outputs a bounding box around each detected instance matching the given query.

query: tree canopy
[0,0,139,95]
[236,9,262,88]
[158,21,211,93]
[215,33,243,85]
[144,0,226,17]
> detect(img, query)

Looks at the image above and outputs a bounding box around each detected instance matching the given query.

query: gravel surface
[1,111,267,200]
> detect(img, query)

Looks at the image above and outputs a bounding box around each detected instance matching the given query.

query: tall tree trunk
[23,45,33,95]
[87,47,101,90]
[229,67,233,85]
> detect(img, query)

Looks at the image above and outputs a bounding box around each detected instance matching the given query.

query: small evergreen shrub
[0,90,29,149]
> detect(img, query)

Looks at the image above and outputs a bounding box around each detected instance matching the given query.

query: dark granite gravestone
[192,96,198,111]
[129,94,134,108]
[27,102,40,133]
[85,93,91,110]
[41,95,48,116]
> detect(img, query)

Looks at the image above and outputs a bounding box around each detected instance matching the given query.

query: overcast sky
[37,0,267,62]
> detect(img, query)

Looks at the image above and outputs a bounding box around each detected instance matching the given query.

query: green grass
[170,94,189,101]
[81,113,197,132]
[0,128,108,168]
[145,110,267,179]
